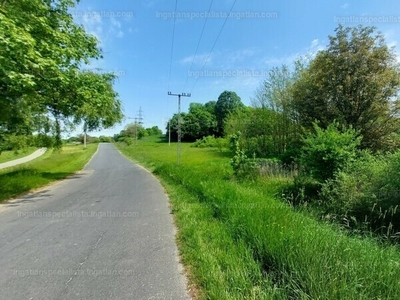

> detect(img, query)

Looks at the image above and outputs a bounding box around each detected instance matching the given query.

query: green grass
[0,147,38,164]
[117,136,400,300]
[0,144,97,202]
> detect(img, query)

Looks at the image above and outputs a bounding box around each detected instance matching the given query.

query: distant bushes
[191,135,229,151]
[0,134,55,154]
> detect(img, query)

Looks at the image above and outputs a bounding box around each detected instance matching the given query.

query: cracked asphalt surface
[0,143,189,300]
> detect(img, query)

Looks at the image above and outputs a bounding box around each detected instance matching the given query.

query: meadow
[0,144,97,202]
[0,147,38,164]
[118,136,400,300]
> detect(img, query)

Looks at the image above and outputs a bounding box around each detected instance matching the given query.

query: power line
[167,0,179,92]
[190,0,237,94]
[182,0,214,92]
[167,0,179,146]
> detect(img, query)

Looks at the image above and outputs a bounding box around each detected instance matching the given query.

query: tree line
[166,90,244,142]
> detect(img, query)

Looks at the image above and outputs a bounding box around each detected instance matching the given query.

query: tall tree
[166,102,217,142]
[73,71,123,147]
[0,0,122,148]
[215,91,244,135]
[252,62,304,155]
[292,25,400,151]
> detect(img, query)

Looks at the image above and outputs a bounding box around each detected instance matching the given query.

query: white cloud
[341,3,349,9]
[263,38,324,67]
[226,48,257,63]
[180,53,214,66]
[383,30,400,62]
[110,17,122,29]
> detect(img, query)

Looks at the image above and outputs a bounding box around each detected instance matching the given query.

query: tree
[166,103,217,142]
[215,91,244,135]
[292,25,400,151]
[73,71,123,147]
[145,126,162,136]
[0,0,122,148]
[252,62,305,156]
[204,100,217,115]
[122,123,146,140]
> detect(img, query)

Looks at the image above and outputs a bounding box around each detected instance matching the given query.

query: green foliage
[115,125,162,145]
[99,136,112,143]
[145,126,162,137]
[215,91,244,135]
[300,121,361,183]
[124,137,136,146]
[167,101,217,142]
[3,134,28,151]
[320,150,400,238]
[74,71,123,134]
[292,25,400,151]
[34,134,55,148]
[229,132,249,176]
[191,135,228,151]
[0,0,122,144]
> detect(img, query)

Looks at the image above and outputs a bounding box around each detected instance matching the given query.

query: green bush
[4,134,28,151]
[34,134,55,148]
[300,121,361,183]
[123,137,134,146]
[191,135,228,151]
[99,135,111,143]
[320,150,400,237]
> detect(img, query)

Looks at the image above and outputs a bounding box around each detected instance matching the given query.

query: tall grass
[117,138,400,299]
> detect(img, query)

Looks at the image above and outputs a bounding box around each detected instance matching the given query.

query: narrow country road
[0,144,189,300]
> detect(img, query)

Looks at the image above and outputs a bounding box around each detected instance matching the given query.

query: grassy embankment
[0,147,38,164]
[117,136,400,300]
[0,144,97,203]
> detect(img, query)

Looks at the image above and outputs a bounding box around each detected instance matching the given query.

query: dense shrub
[320,150,400,238]
[300,121,361,182]
[191,135,229,151]
[34,134,55,148]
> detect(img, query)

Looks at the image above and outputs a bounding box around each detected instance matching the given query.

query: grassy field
[0,147,38,164]
[0,144,97,203]
[117,136,400,300]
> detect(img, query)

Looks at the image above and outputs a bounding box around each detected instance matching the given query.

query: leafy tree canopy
[292,25,400,151]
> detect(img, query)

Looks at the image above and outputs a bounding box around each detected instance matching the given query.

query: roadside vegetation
[117,24,400,299]
[0,144,97,203]
[118,137,400,299]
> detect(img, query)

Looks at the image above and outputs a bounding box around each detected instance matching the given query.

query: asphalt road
[0,148,47,170]
[0,143,189,300]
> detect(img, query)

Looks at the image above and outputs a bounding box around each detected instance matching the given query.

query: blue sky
[70,0,400,136]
